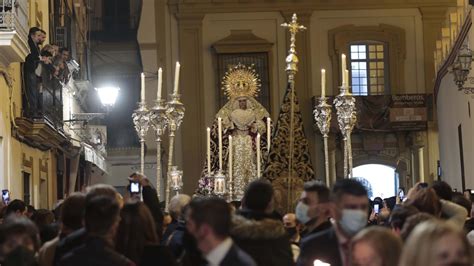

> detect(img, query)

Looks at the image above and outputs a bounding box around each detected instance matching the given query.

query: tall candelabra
[333,85,357,178]
[314,97,332,185]
[165,93,185,208]
[132,102,150,175]
[132,64,185,208]
[149,99,168,198]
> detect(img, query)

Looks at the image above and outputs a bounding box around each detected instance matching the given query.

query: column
[175,12,205,194]
[418,147,425,183]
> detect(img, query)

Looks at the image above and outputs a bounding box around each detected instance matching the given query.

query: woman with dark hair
[115,201,176,266]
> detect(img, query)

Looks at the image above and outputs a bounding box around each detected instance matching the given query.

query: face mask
[285,227,297,237]
[339,209,367,237]
[295,202,311,224]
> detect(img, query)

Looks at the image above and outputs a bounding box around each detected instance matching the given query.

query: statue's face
[238,99,247,109]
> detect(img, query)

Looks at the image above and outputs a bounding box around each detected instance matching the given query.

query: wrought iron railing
[42,79,64,129]
[0,0,28,38]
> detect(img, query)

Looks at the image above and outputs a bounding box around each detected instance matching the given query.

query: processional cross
[280,14,307,212]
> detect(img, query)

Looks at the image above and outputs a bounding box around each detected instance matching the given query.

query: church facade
[100,0,470,197]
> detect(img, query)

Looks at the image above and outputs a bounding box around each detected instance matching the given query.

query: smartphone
[470,190,474,195]
[398,188,405,200]
[374,204,380,214]
[130,182,140,193]
[2,190,10,205]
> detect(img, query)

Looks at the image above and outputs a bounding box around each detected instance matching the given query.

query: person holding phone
[128,173,164,240]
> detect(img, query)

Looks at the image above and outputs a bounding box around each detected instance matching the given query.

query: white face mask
[295,202,311,225]
[339,209,367,237]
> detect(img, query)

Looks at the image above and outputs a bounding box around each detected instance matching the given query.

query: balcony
[16,73,67,151]
[0,0,29,67]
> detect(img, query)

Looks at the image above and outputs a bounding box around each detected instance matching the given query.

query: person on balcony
[23,27,43,118]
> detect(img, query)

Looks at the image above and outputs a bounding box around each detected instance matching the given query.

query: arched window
[349,41,389,95]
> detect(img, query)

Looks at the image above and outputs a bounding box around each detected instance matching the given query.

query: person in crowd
[26,205,35,219]
[297,179,369,266]
[231,180,293,266]
[116,201,176,266]
[282,213,300,262]
[351,227,402,266]
[39,29,47,46]
[388,204,419,235]
[5,200,27,218]
[296,181,331,239]
[186,197,256,266]
[32,208,58,244]
[163,194,191,244]
[399,212,435,241]
[59,195,134,266]
[164,196,203,266]
[38,192,85,266]
[0,216,40,265]
[405,184,467,229]
[53,184,118,265]
[451,192,474,233]
[431,180,453,201]
[399,220,473,266]
[59,47,70,62]
[129,173,164,239]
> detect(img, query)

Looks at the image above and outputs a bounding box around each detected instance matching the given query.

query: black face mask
[285,227,297,237]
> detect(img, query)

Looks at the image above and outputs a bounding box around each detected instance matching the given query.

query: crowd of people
[0,173,472,266]
[23,27,72,118]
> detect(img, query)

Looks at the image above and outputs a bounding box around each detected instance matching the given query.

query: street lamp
[96,86,120,107]
[64,86,120,124]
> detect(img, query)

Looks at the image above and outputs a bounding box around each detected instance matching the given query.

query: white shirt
[205,237,233,266]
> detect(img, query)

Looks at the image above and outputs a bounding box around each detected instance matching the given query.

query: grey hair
[168,194,191,220]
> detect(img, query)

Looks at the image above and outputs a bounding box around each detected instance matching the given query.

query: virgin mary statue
[197,64,271,200]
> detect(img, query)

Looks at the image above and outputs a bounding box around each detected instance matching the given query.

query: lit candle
[228,135,233,181]
[266,117,271,151]
[321,69,326,98]
[157,68,162,100]
[341,53,347,86]
[256,133,261,177]
[141,72,145,102]
[207,127,211,175]
[173,62,180,95]
[218,117,223,171]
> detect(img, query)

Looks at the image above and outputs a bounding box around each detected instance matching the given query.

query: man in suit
[186,197,256,266]
[297,179,369,266]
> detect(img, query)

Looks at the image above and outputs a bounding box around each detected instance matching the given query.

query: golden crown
[222,63,261,99]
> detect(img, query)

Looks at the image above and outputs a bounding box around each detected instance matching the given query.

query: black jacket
[300,220,332,240]
[59,236,134,266]
[296,227,342,266]
[231,210,294,266]
[220,243,257,266]
[138,245,177,266]
[53,228,87,265]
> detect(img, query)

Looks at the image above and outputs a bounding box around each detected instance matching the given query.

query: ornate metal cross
[281,13,307,74]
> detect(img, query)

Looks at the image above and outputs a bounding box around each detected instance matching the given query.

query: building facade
[0,0,106,208]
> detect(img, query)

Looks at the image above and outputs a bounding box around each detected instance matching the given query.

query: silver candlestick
[132,102,151,175]
[334,86,357,178]
[149,99,168,198]
[314,97,332,185]
[165,93,185,209]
